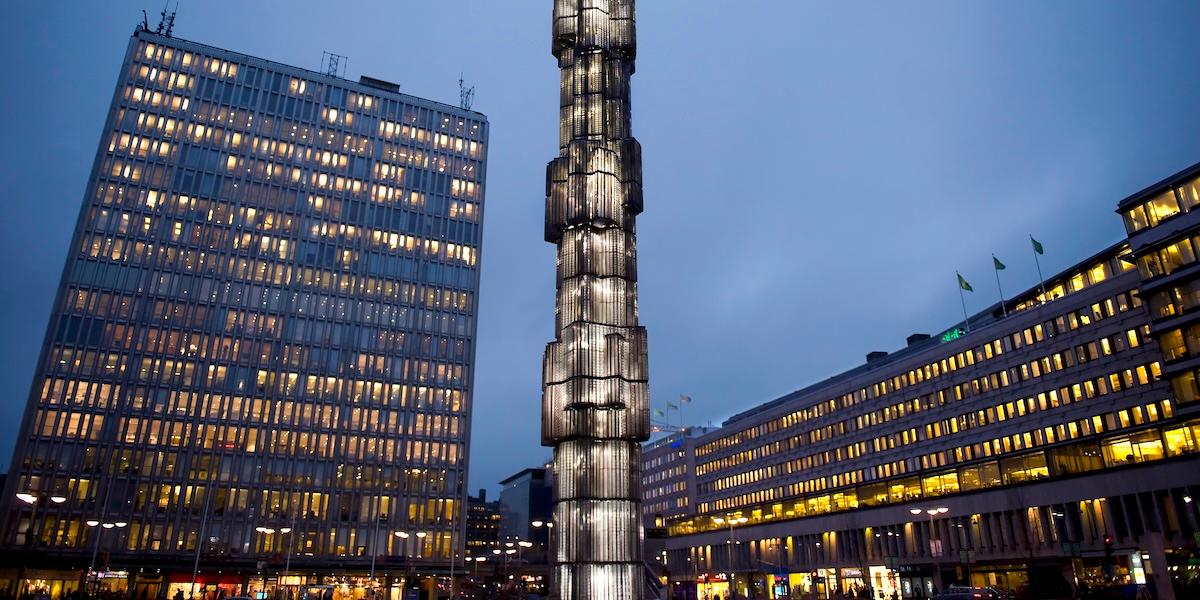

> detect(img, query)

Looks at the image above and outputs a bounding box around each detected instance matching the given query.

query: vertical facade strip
[542,2,649,600]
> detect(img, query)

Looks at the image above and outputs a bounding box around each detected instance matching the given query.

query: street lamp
[257,521,297,591]
[531,520,555,567]
[910,507,949,588]
[470,555,487,579]
[393,531,428,590]
[87,520,128,591]
[16,491,68,547]
[713,515,747,597]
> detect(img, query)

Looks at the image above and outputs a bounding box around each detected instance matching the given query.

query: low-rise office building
[466,489,500,558]
[664,163,1200,600]
[643,427,716,530]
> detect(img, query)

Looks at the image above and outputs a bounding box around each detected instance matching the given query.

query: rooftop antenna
[458,73,475,111]
[141,10,151,32]
[322,51,347,79]
[164,2,177,37]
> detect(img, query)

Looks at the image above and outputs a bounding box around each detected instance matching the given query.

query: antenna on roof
[322,51,348,79]
[141,10,151,32]
[164,2,177,37]
[459,73,475,111]
[155,3,167,34]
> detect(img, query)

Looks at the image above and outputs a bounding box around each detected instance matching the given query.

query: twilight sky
[1,1,1199,496]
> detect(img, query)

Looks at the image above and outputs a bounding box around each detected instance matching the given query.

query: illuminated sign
[941,328,966,343]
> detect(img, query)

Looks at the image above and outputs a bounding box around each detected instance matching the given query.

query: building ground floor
[0,555,463,600]
[673,549,1200,600]
[666,458,1200,600]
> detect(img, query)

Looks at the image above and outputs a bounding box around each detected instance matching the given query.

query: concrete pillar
[1144,533,1175,600]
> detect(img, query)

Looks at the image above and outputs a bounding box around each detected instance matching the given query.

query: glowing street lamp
[910,507,950,589]
[713,515,748,594]
[87,520,128,587]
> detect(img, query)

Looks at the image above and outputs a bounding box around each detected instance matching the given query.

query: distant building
[497,467,553,548]
[642,427,716,529]
[663,164,1200,600]
[0,25,488,600]
[465,488,500,557]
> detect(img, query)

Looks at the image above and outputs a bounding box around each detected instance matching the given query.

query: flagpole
[957,272,971,333]
[993,255,1008,318]
[1031,235,1047,302]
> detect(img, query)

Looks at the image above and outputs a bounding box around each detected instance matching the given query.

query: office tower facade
[658,163,1200,600]
[541,2,649,600]
[0,26,488,599]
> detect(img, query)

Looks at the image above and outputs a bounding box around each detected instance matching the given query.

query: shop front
[695,572,729,600]
[12,569,83,600]
[166,572,246,600]
[893,566,935,599]
[785,569,836,599]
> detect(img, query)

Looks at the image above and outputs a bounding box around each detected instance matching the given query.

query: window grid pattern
[1,30,488,571]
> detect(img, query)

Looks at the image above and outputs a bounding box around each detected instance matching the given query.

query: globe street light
[257,522,297,591]
[16,491,68,547]
[531,520,555,568]
[910,507,950,589]
[87,520,128,592]
[393,531,428,590]
[713,515,747,597]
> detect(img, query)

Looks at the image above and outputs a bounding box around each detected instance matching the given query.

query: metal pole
[1031,236,1047,301]
[283,515,296,592]
[727,522,735,599]
[87,481,116,594]
[87,527,104,592]
[956,274,971,333]
[190,488,213,600]
[993,255,1008,318]
[370,512,382,582]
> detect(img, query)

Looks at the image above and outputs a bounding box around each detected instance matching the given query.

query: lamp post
[713,515,747,598]
[281,522,295,590]
[531,520,554,566]
[368,512,386,585]
[393,530,427,592]
[910,507,949,590]
[86,520,128,592]
[255,523,296,592]
[16,492,67,547]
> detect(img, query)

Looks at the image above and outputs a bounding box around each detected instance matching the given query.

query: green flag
[653,409,665,417]
[993,256,1006,271]
[957,273,973,292]
[1031,236,1044,255]
[666,402,678,410]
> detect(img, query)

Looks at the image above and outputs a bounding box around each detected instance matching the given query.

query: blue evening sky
[1,2,1198,496]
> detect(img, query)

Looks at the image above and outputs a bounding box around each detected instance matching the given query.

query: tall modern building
[541,1,649,600]
[0,25,488,599]
[656,163,1200,600]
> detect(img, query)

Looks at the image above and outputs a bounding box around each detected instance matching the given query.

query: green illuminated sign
[941,328,966,343]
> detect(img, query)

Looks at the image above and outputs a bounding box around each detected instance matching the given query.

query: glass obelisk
[542,1,649,599]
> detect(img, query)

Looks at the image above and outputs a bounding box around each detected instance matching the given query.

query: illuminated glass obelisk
[542,1,649,599]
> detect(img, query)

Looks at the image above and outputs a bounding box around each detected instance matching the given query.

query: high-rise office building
[541,1,650,600]
[658,164,1200,600]
[0,25,488,599]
